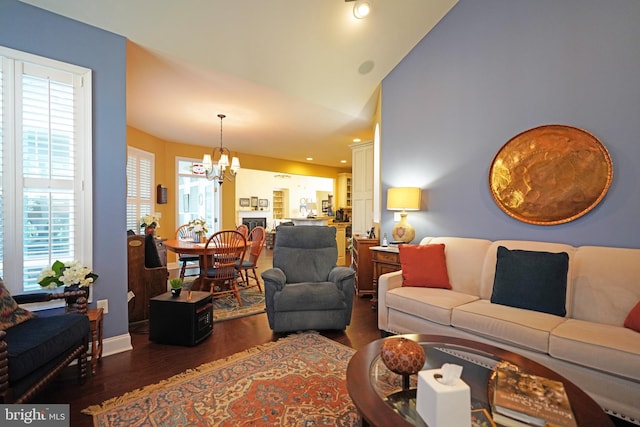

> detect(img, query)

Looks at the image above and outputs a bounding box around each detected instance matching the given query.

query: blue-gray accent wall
[0,0,128,339]
[381,0,640,248]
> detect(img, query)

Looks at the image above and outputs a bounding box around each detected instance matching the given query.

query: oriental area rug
[212,286,265,322]
[82,333,359,427]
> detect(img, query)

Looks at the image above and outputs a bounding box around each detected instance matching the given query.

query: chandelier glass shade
[202,114,240,184]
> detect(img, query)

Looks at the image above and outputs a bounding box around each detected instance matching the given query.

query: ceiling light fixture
[348,0,372,19]
[202,114,240,185]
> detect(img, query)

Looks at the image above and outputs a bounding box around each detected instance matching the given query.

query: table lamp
[387,187,421,243]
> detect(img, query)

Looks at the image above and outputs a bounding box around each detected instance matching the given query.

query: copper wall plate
[489,125,612,225]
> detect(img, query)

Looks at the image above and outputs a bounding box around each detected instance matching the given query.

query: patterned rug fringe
[81,332,333,417]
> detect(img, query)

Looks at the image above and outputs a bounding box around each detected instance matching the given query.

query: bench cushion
[5,313,89,383]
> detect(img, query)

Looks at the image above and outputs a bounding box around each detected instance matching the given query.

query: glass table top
[369,341,502,426]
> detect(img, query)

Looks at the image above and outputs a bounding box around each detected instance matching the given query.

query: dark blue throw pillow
[491,246,569,316]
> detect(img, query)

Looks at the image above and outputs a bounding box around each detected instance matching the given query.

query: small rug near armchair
[213,286,265,322]
[82,333,359,427]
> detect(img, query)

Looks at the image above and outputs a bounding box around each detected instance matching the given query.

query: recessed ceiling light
[352,0,372,19]
[306,157,313,161]
[340,160,347,164]
[353,138,361,143]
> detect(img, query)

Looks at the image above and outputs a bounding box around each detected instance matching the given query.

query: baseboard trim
[100,333,133,357]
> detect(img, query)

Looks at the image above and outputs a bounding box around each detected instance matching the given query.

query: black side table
[149,291,213,346]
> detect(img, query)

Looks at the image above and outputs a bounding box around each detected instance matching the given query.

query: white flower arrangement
[140,214,160,229]
[188,218,209,236]
[38,260,99,288]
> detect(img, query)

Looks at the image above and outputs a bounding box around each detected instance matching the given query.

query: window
[0,46,93,295]
[126,147,155,233]
[176,158,219,234]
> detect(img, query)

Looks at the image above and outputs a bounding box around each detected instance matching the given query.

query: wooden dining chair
[201,230,247,306]
[236,226,266,291]
[236,224,249,239]
[175,224,200,280]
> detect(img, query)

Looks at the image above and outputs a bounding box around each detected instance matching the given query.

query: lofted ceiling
[20,0,458,167]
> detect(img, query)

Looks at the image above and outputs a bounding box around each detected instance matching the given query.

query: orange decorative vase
[144,226,155,235]
[380,337,425,390]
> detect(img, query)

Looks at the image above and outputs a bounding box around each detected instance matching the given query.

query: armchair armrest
[328,266,355,291]
[262,268,286,291]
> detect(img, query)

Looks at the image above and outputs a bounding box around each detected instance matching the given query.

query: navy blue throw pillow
[491,246,569,316]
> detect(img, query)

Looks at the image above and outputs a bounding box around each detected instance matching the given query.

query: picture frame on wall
[322,200,329,213]
[259,198,269,208]
[239,198,250,207]
[250,196,259,207]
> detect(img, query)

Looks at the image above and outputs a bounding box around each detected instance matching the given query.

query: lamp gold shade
[387,187,421,243]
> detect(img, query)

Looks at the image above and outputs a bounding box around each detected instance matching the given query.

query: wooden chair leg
[232,281,243,306]
[250,267,262,291]
[179,261,187,280]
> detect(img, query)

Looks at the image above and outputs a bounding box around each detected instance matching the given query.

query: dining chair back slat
[202,230,247,306]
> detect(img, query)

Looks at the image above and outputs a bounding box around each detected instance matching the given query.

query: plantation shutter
[0,46,92,296]
[126,147,154,233]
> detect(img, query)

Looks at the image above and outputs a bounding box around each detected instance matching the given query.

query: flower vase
[193,233,201,243]
[63,284,90,312]
[144,226,156,236]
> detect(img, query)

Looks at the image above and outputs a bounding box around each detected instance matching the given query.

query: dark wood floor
[34,249,633,427]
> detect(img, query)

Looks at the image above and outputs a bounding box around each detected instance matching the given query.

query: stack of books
[490,361,578,427]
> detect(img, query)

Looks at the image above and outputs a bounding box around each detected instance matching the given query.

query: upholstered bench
[0,282,90,403]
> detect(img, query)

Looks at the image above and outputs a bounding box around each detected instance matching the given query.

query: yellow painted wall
[127,126,350,260]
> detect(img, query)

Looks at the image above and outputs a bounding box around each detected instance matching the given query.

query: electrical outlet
[97,299,109,314]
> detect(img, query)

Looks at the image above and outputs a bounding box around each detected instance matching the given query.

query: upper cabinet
[351,141,374,235]
[337,173,352,209]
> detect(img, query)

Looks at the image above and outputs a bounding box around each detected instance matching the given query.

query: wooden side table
[370,246,401,309]
[87,308,104,374]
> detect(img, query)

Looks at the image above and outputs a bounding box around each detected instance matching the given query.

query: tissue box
[416,369,471,427]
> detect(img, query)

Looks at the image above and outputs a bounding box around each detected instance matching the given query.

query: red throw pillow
[399,244,451,289]
[624,301,640,332]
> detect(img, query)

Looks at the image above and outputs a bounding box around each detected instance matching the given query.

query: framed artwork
[250,196,259,207]
[239,198,250,207]
[259,198,269,208]
[322,200,329,213]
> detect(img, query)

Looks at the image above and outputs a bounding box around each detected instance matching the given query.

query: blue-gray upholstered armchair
[261,226,355,333]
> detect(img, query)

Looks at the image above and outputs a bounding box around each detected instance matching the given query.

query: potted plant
[187,218,208,242]
[37,260,98,308]
[140,214,161,235]
[170,277,183,297]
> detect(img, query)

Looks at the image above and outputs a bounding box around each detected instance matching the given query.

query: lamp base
[392,212,415,243]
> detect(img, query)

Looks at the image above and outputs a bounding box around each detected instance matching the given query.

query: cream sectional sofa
[377,236,640,424]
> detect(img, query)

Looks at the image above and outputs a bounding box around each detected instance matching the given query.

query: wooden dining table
[163,238,247,291]
[164,239,214,291]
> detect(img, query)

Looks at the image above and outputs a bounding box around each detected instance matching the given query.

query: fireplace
[242,217,267,234]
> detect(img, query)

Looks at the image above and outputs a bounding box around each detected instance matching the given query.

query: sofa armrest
[378,270,403,332]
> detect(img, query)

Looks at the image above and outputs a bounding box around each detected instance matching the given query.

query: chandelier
[202,114,240,184]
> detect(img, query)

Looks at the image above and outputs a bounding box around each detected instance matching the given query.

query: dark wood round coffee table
[347,334,613,427]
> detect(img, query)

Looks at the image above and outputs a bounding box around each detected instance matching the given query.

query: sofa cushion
[452,300,566,353]
[624,301,640,332]
[386,287,478,326]
[0,279,36,330]
[550,319,640,382]
[5,313,89,383]
[399,244,451,289]
[273,282,346,312]
[491,246,569,316]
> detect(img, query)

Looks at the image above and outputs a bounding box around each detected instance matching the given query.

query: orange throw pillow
[624,301,640,332]
[399,244,451,289]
